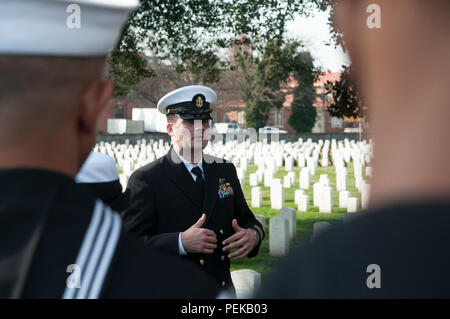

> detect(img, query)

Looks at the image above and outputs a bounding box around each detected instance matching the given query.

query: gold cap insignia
[193,94,205,108]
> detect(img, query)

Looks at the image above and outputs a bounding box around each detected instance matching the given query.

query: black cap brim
[178,113,212,120]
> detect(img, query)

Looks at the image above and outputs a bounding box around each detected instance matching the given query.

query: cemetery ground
[230,162,361,277]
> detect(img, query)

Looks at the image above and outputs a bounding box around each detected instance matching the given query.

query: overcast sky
[286,8,350,72]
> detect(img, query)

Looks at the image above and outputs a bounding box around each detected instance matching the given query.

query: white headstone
[299,168,311,190]
[365,166,373,178]
[297,154,305,167]
[231,269,261,299]
[270,181,284,210]
[249,173,258,186]
[236,167,245,181]
[264,170,273,187]
[279,207,296,240]
[269,217,290,256]
[122,159,133,175]
[298,194,309,212]
[119,174,129,192]
[319,186,333,213]
[287,171,296,184]
[361,183,371,210]
[336,168,348,192]
[347,197,360,213]
[313,183,323,207]
[251,187,262,208]
[306,157,316,175]
[256,170,263,183]
[320,155,329,167]
[283,175,292,188]
[240,157,248,172]
[285,157,293,171]
[319,174,330,186]
[339,191,350,209]
[294,189,305,205]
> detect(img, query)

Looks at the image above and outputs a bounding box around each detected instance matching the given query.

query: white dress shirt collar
[173,148,204,179]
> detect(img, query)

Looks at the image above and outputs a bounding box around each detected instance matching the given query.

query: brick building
[98,67,360,134]
[211,71,359,133]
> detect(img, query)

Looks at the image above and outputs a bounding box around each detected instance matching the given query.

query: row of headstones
[250,168,371,213]
[252,184,367,214]
[99,137,372,176]
[98,137,372,193]
[264,207,363,258]
[205,138,372,171]
[100,138,373,171]
[265,207,332,257]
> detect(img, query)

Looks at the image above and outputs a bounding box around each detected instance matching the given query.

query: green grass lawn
[230,162,364,277]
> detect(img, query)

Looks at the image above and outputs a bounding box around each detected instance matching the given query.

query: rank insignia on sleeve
[218,182,234,199]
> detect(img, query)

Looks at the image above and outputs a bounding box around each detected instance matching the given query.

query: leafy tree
[287,50,319,133]
[324,65,364,119]
[236,39,288,129]
[288,87,317,133]
[109,0,324,98]
[323,0,366,119]
[235,39,320,131]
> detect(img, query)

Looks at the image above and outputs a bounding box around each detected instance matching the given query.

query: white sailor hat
[76,152,130,212]
[76,152,119,183]
[0,0,139,56]
[157,85,217,120]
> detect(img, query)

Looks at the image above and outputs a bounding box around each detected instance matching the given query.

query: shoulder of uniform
[132,157,165,178]
[63,200,122,299]
[203,153,232,165]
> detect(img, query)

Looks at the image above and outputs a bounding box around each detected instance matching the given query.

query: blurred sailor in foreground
[76,151,130,213]
[0,0,219,298]
[124,85,265,296]
[257,0,450,298]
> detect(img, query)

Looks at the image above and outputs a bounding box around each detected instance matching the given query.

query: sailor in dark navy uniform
[123,85,265,296]
[0,0,219,299]
[76,151,131,213]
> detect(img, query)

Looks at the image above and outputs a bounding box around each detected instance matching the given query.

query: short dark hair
[166,114,179,124]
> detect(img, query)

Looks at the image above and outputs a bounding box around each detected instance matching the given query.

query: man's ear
[167,122,174,136]
[79,79,113,135]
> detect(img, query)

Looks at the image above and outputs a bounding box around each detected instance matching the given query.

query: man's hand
[181,214,217,254]
[222,219,258,260]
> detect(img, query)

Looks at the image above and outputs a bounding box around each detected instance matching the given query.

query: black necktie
[191,166,204,195]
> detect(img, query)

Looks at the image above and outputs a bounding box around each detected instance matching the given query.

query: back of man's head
[0,56,104,145]
[0,0,138,177]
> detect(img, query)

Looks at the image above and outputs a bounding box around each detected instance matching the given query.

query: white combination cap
[157,85,217,120]
[0,0,139,56]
